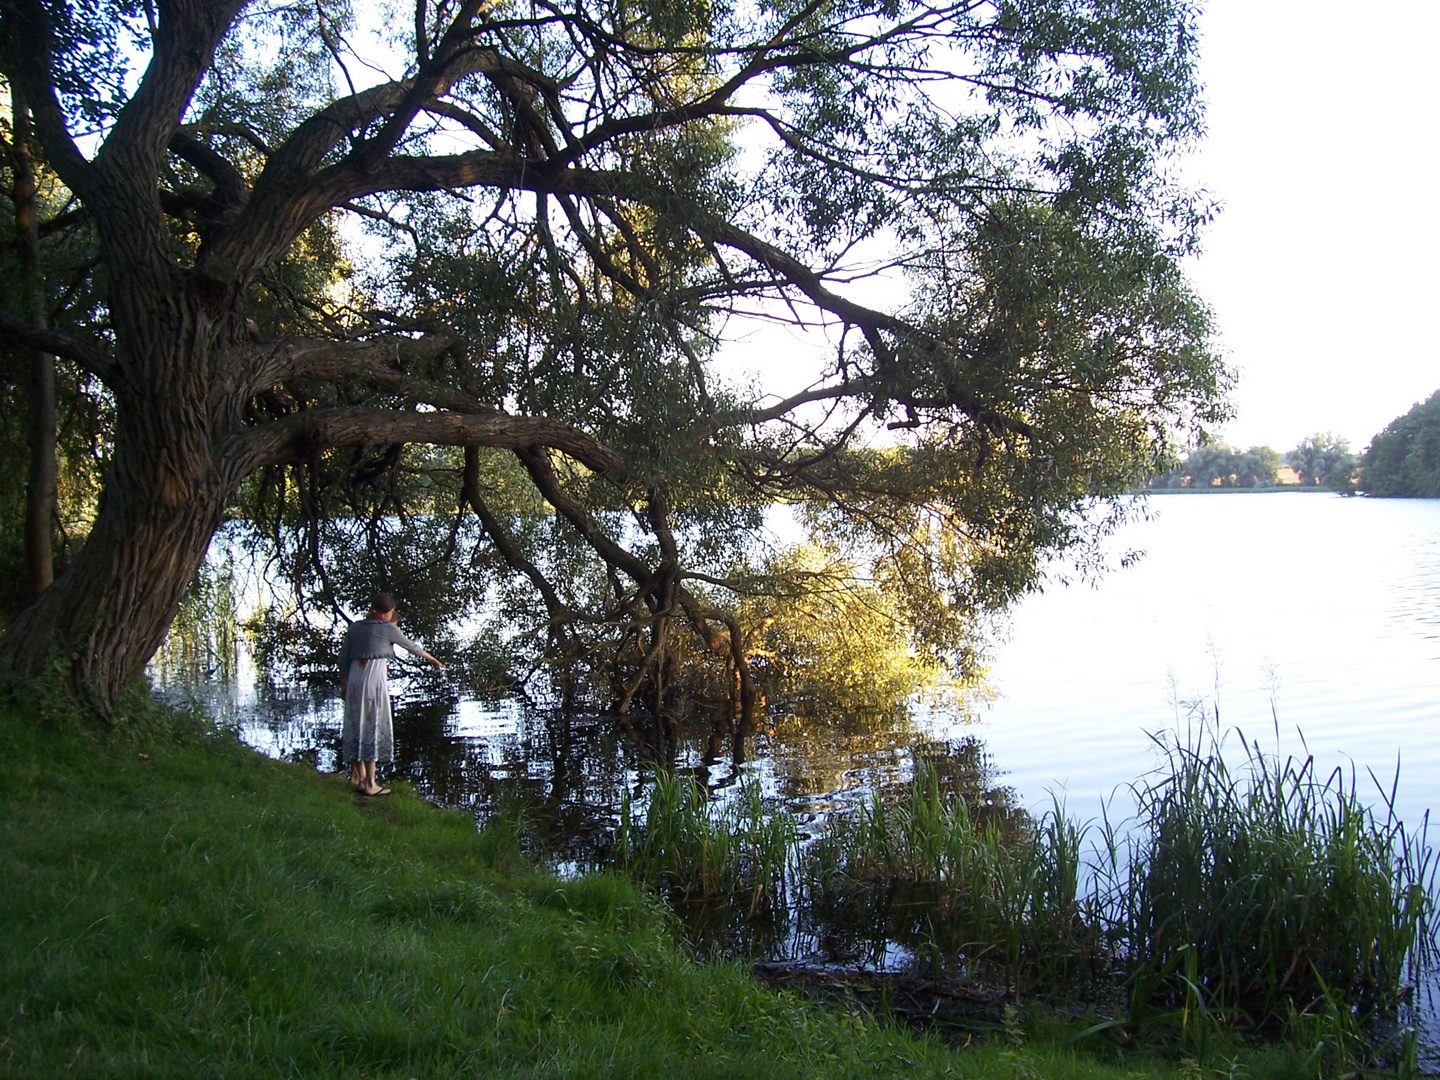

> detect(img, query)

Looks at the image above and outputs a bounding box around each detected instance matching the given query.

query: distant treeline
[1152,388,1440,497]
[1149,435,1354,491]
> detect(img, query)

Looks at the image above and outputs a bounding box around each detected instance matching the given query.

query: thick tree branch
[515,446,652,584]
[238,332,458,394]
[230,406,626,482]
[97,0,249,191]
[167,130,248,215]
[212,47,508,277]
[0,308,120,386]
[298,150,915,341]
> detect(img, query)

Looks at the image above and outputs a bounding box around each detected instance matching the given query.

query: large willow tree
[0,0,1226,713]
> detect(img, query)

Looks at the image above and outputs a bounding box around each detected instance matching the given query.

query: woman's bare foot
[360,785,392,797]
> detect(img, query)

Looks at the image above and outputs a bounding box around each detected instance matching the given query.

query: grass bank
[0,706,1291,1080]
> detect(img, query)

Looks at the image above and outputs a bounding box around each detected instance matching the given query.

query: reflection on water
[163,656,1012,880]
[154,492,1440,1057]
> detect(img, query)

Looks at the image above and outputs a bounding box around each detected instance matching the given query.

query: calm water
[156,491,1440,1043]
[975,492,1440,832]
[177,493,1440,830]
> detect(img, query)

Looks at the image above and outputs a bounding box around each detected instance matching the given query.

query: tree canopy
[1285,433,1355,492]
[0,0,1226,717]
[1361,391,1440,498]
[1149,442,1278,489]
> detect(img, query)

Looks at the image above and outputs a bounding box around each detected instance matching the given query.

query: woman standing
[339,592,444,796]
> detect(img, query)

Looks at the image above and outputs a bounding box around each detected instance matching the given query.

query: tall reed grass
[805,762,1089,986]
[607,721,1436,1049]
[1090,723,1436,1030]
[615,770,795,915]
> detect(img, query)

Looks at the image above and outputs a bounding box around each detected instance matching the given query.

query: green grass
[0,705,1288,1080]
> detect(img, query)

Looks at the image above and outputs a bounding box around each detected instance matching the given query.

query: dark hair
[370,592,396,615]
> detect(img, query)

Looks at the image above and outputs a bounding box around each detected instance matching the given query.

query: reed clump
[609,722,1437,1056]
[1091,724,1437,1033]
[615,770,795,915]
[806,762,1090,987]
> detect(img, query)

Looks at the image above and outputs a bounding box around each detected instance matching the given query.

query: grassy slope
[0,709,1286,1079]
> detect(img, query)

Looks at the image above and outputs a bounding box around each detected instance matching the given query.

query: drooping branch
[0,205,88,252]
[0,0,96,196]
[515,445,652,585]
[516,447,758,722]
[460,445,576,638]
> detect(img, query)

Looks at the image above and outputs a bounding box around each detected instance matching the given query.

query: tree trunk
[7,87,57,595]
[0,291,238,712]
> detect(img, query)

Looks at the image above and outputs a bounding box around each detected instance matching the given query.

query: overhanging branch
[229,406,626,483]
[0,308,120,386]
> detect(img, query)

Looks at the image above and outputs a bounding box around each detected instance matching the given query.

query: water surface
[155,491,1440,1045]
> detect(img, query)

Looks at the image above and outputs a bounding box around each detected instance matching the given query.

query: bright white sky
[1180,0,1440,452]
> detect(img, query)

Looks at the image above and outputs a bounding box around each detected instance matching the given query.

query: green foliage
[1361,390,1440,498]
[1285,434,1356,491]
[1151,444,1281,489]
[735,543,952,708]
[153,556,242,681]
[222,0,1228,690]
[0,0,146,126]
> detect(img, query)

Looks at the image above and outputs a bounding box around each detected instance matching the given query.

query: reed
[615,770,796,914]
[1089,722,1437,1033]
[804,762,1090,987]
[605,723,1435,1059]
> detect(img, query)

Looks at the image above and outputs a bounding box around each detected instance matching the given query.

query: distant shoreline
[1137,485,1331,495]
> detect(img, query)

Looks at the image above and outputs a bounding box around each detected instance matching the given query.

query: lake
[975,492,1440,833]
[155,491,1440,1047]
[172,492,1440,823]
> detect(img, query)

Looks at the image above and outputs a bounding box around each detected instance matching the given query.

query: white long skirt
[342,659,393,763]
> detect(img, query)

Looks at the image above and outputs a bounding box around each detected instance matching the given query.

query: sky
[1180,0,1440,452]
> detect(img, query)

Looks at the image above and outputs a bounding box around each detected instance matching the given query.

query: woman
[339,592,444,796]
